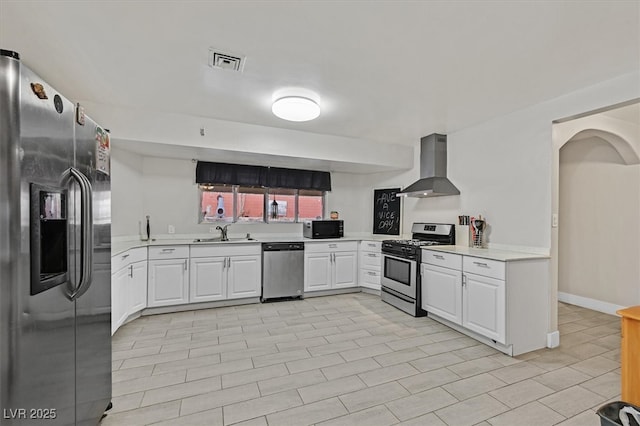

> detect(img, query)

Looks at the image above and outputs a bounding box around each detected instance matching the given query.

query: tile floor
[103,293,621,426]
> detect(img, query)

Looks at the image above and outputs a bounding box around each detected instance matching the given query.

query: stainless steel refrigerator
[0,50,112,425]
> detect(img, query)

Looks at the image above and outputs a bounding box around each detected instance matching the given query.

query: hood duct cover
[398,133,460,198]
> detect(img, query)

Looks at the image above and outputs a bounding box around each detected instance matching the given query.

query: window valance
[196,162,331,191]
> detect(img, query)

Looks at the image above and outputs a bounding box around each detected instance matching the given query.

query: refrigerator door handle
[63,167,93,300]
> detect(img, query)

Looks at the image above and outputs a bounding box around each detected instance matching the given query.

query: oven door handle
[382,252,416,262]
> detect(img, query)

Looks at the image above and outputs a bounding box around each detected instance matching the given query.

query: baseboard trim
[558,292,624,316]
[360,287,381,296]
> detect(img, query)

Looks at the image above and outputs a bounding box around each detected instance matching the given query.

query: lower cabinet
[147,246,190,308]
[359,240,382,291]
[189,244,261,303]
[422,263,462,324]
[111,266,130,334]
[228,255,261,298]
[111,247,148,334]
[462,272,505,344]
[130,261,148,313]
[190,257,226,302]
[421,249,549,355]
[304,241,358,293]
[148,258,189,307]
[421,250,507,345]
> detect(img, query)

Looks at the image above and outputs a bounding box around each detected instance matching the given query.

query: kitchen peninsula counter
[423,245,549,261]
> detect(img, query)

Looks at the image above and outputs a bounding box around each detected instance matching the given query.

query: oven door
[381,252,417,299]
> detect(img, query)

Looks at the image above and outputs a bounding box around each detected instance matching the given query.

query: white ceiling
[1,1,639,146]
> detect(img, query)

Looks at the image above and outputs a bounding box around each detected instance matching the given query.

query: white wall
[367,73,640,254]
[113,156,375,239]
[111,148,144,237]
[559,136,640,308]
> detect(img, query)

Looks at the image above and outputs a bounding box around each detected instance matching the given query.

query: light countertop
[112,233,394,257]
[422,245,550,261]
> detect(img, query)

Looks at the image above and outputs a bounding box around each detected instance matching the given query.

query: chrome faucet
[215,225,229,241]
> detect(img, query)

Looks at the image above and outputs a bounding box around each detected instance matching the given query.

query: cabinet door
[130,261,148,314]
[333,251,357,288]
[421,263,462,325]
[463,272,506,344]
[190,257,226,302]
[227,255,261,299]
[148,259,189,307]
[304,253,332,292]
[359,269,381,290]
[111,267,129,334]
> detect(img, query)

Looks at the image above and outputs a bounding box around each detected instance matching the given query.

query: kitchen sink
[192,237,257,243]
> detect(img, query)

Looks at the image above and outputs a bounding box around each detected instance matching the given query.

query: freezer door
[1,55,77,425]
[74,113,112,425]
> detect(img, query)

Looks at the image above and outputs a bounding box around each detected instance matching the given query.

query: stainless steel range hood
[397,133,460,198]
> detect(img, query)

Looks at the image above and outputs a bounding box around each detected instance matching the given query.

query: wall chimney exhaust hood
[397,133,460,198]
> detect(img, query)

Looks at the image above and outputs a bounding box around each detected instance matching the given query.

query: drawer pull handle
[367,243,376,247]
[434,255,445,260]
[329,244,338,248]
[161,248,175,252]
[367,271,377,276]
[367,253,377,257]
[473,261,489,268]
[121,254,130,259]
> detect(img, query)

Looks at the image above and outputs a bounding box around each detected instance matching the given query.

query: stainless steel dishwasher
[261,242,304,301]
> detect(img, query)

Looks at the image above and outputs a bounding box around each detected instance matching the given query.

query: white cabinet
[190,257,226,302]
[111,266,129,335]
[190,244,261,303]
[421,263,462,324]
[359,240,382,291]
[304,241,358,293]
[111,247,147,334]
[130,260,148,314]
[228,255,261,298]
[422,250,505,343]
[421,248,549,356]
[148,246,190,307]
[305,252,332,291]
[463,272,505,343]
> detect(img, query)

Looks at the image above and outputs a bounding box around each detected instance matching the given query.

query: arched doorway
[551,103,640,342]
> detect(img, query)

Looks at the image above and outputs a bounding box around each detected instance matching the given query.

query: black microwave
[303,220,344,239]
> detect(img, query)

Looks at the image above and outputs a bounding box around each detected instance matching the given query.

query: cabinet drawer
[360,268,381,286]
[422,250,462,270]
[360,240,382,252]
[190,243,261,258]
[148,245,189,259]
[463,256,505,280]
[360,251,381,268]
[305,241,358,253]
[112,247,147,272]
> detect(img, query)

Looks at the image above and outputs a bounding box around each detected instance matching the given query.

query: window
[200,185,233,223]
[298,189,324,221]
[196,162,329,224]
[199,185,325,224]
[267,189,296,223]
[237,186,265,222]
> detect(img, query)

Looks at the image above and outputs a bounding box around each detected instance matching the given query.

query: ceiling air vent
[208,49,245,72]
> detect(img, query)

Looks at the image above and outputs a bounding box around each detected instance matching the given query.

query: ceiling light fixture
[272,96,320,122]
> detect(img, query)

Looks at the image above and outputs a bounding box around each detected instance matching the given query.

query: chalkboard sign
[373,188,401,235]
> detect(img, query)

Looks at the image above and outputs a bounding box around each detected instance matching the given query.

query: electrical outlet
[552,214,558,228]
[168,225,175,234]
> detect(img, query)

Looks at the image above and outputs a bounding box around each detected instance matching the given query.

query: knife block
[455,225,470,247]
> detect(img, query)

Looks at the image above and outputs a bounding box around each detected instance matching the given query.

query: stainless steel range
[381,223,455,316]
